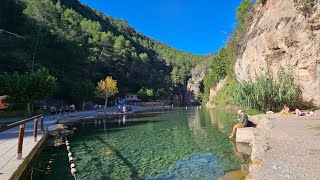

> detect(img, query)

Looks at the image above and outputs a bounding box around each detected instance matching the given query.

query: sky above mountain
[80,0,243,55]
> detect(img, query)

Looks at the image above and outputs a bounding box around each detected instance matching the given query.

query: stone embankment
[236,114,320,180]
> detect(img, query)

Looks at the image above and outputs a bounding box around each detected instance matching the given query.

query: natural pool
[24,108,250,180]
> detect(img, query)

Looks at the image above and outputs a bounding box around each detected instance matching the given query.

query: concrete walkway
[248,114,320,180]
[0,110,96,180]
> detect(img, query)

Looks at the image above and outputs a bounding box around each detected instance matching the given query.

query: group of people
[280,104,316,116]
[93,104,102,111]
[115,104,132,113]
[49,104,76,118]
[229,105,318,139]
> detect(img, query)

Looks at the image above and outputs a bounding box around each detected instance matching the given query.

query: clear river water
[23,108,250,180]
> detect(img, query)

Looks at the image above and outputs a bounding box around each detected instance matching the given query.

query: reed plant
[231,69,301,111]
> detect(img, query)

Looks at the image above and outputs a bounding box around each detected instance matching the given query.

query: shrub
[213,76,237,107]
[231,69,301,111]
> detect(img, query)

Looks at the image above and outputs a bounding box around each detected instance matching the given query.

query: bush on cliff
[231,69,301,111]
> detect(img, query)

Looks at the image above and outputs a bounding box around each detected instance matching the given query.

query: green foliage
[203,45,232,100]
[213,77,237,107]
[233,0,254,56]
[244,109,264,116]
[0,68,56,109]
[231,70,301,111]
[171,66,190,85]
[236,0,254,25]
[1,0,208,106]
[69,80,95,107]
[137,88,154,102]
[202,0,254,106]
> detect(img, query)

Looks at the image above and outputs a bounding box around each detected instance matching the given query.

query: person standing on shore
[65,105,70,116]
[70,104,75,115]
[229,110,248,139]
[50,105,57,119]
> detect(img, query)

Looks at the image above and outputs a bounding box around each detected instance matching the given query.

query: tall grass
[231,69,301,111]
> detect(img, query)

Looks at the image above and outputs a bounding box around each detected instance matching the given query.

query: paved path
[249,114,320,180]
[0,110,96,180]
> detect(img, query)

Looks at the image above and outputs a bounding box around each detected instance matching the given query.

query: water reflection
[188,108,209,149]
[24,108,249,180]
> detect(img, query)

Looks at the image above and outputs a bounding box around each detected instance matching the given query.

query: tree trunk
[103,96,108,115]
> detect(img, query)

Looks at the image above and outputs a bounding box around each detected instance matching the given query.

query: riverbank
[246,114,320,179]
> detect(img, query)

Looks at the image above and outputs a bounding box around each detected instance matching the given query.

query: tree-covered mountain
[0,0,209,106]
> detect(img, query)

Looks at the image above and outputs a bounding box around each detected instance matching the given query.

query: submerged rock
[148,153,224,180]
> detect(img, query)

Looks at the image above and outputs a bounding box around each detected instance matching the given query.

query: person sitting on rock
[280,104,290,115]
[229,110,248,139]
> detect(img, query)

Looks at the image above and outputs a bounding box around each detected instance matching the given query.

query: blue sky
[80,0,243,55]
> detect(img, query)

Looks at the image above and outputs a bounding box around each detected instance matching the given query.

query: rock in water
[147,153,224,180]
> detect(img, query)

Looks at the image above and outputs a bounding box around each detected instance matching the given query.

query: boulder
[236,127,255,144]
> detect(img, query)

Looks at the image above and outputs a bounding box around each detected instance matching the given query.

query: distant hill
[0,0,210,106]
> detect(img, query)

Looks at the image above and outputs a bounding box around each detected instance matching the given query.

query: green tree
[70,80,95,108]
[137,88,154,102]
[236,0,254,25]
[0,68,56,115]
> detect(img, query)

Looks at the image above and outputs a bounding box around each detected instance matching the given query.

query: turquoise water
[24,108,249,179]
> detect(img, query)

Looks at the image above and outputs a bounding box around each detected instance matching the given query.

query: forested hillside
[0,0,209,107]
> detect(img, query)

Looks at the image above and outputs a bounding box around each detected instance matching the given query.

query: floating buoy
[66,142,70,146]
[185,107,187,109]
[66,140,69,143]
[71,168,76,175]
[68,152,72,158]
[70,163,75,168]
[67,146,70,151]
[69,157,74,162]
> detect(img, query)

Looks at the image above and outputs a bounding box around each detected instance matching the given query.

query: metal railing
[0,114,44,159]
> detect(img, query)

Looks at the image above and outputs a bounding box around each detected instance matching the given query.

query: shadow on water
[70,117,164,134]
[95,136,141,179]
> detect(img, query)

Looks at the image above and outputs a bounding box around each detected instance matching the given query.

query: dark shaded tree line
[0,0,208,110]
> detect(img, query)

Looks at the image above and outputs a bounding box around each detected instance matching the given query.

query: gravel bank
[247,114,320,180]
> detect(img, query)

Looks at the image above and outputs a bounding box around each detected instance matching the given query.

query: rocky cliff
[186,60,211,105]
[234,0,320,105]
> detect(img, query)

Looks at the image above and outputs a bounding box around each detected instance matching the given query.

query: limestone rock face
[205,78,227,108]
[209,78,227,102]
[186,60,211,105]
[234,0,320,105]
